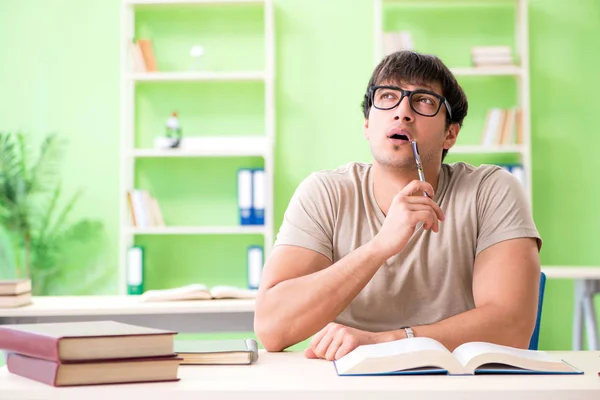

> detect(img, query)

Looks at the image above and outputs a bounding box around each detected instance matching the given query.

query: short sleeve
[476,169,542,255]
[273,173,335,261]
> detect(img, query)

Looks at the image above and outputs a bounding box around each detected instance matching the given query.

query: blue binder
[237,168,253,225]
[251,168,265,225]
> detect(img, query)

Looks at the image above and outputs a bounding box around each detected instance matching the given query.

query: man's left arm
[306,237,540,360]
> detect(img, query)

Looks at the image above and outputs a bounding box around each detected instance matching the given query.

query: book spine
[0,329,60,362]
[7,353,59,386]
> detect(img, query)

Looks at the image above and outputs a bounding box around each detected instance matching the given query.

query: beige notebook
[174,338,258,365]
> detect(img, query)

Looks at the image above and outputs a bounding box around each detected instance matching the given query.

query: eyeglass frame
[366,85,453,121]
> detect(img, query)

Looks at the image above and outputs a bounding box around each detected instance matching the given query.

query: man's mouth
[387,130,412,145]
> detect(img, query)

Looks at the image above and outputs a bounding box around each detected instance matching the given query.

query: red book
[0,320,176,362]
[7,353,181,387]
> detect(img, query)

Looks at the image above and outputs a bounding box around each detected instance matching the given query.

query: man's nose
[393,95,415,122]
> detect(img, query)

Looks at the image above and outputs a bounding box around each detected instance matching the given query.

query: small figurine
[165,111,182,148]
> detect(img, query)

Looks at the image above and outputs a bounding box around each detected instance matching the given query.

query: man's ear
[363,118,369,140]
[443,122,460,149]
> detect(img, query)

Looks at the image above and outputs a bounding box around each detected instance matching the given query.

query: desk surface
[0,296,254,317]
[0,351,598,400]
[542,266,600,279]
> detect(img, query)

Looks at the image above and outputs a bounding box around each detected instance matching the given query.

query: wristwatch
[400,326,414,339]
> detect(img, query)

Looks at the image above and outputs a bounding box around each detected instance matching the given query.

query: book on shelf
[174,338,258,365]
[129,39,147,73]
[333,337,582,376]
[0,321,177,362]
[127,189,165,228]
[6,353,180,387]
[382,31,414,56]
[480,108,522,147]
[470,45,515,67]
[138,283,257,302]
[238,168,266,226]
[135,38,158,72]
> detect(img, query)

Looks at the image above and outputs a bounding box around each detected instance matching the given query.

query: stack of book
[471,46,514,68]
[0,320,181,387]
[0,279,32,308]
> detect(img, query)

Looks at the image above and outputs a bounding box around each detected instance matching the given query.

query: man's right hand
[371,180,445,259]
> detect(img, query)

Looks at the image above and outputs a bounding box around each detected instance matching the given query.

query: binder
[251,168,265,225]
[127,246,144,295]
[247,246,264,290]
[237,169,253,225]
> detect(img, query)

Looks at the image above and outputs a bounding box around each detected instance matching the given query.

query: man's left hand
[304,322,393,360]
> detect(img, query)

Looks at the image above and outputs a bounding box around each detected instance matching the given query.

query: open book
[333,337,582,376]
[138,284,257,302]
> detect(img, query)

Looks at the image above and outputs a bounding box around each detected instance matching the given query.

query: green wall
[0,0,599,351]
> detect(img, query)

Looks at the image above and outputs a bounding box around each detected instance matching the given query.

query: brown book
[7,353,181,387]
[0,279,31,295]
[0,321,176,362]
[137,39,158,72]
[0,291,31,308]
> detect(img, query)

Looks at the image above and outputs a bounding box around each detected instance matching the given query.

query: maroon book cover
[0,321,176,362]
[7,353,181,387]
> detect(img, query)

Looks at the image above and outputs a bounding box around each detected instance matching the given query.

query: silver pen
[410,140,429,198]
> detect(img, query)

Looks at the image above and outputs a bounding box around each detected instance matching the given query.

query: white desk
[542,266,600,351]
[0,296,255,333]
[0,351,598,400]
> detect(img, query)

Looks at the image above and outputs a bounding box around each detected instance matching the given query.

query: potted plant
[0,131,106,295]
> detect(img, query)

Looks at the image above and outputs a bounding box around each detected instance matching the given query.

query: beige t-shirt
[274,162,542,332]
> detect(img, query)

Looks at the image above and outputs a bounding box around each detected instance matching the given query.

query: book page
[334,337,455,375]
[139,284,211,302]
[209,286,257,299]
[452,341,568,372]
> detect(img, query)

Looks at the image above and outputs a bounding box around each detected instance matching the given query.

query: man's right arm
[254,241,388,352]
[254,179,444,352]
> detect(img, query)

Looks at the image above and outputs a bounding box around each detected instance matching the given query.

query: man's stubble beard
[371,143,439,171]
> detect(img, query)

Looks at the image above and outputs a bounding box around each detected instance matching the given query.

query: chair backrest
[528,271,546,350]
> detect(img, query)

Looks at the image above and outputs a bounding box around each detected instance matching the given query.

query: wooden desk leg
[573,280,584,351]
[582,280,600,350]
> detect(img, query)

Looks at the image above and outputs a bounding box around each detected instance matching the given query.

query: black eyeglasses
[367,85,453,120]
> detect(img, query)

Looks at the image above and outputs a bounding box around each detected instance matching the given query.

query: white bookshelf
[120,0,275,294]
[451,144,525,154]
[130,226,267,235]
[129,71,265,82]
[373,0,532,202]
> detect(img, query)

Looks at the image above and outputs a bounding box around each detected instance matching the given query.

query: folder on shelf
[251,168,265,225]
[237,169,253,225]
[127,246,144,295]
[247,245,264,290]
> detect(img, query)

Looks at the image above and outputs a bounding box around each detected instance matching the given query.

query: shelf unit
[120,0,275,294]
[373,0,532,202]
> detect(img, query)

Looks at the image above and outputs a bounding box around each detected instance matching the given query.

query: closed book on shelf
[7,353,180,387]
[174,338,258,365]
[0,321,176,362]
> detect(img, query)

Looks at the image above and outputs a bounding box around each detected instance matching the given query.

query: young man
[254,51,542,361]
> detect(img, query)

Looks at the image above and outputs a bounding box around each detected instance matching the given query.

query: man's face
[363,80,458,170]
